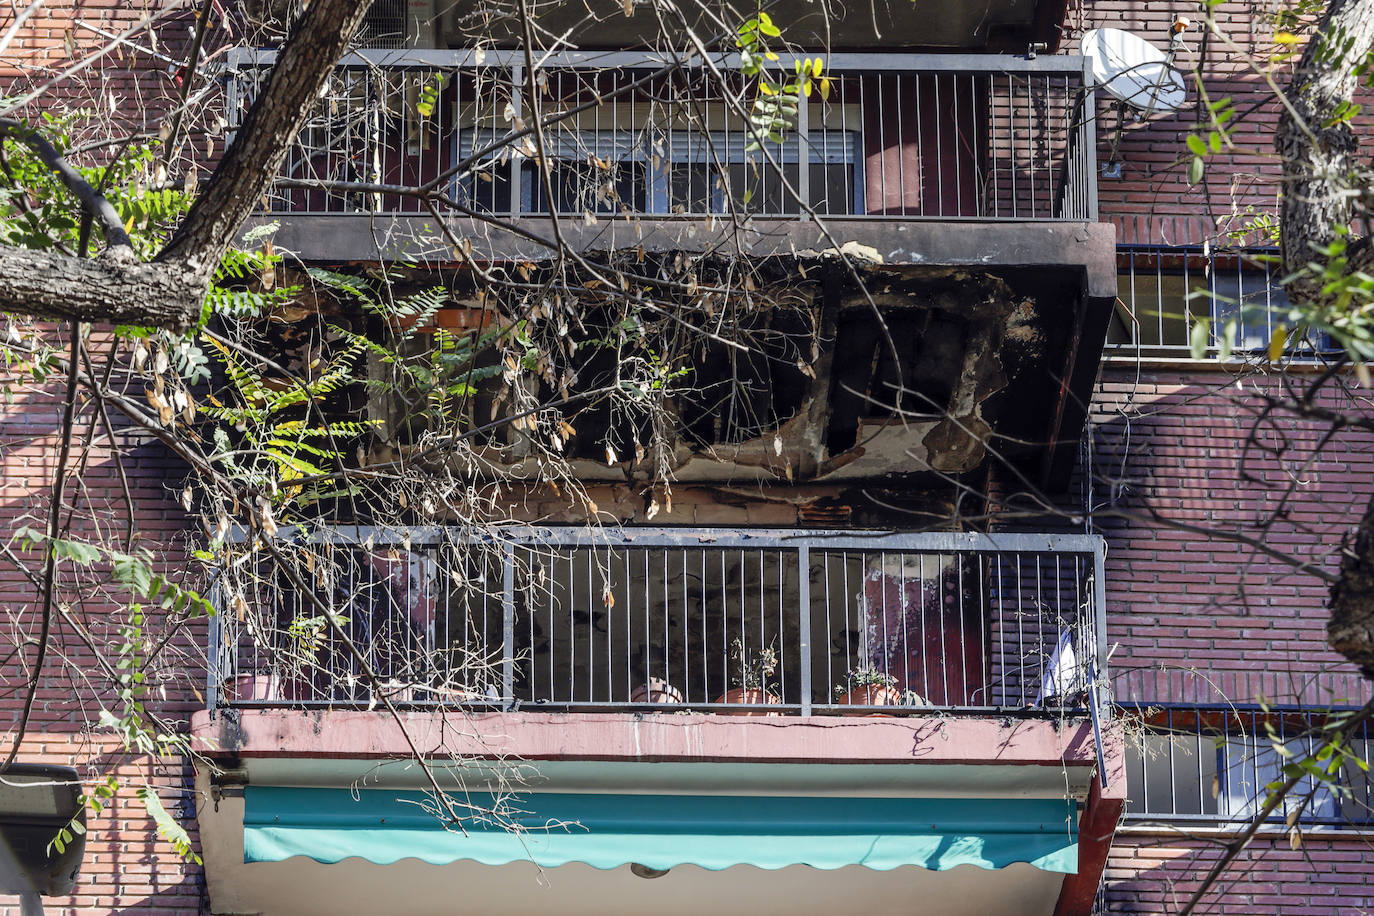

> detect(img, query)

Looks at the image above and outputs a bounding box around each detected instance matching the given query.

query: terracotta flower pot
[836,684,905,716]
[630,678,684,705]
[230,672,312,703]
[714,687,782,716]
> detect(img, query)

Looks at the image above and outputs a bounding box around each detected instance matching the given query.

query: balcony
[207,527,1108,716]
[225,51,1115,491]
[227,50,1108,265]
[194,528,1122,916]
[1107,246,1338,361]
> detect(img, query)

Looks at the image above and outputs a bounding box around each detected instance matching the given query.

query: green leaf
[1218,318,1236,361]
[51,538,102,565]
[138,787,201,865]
[1186,134,1209,157]
[1190,319,1210,359]
[1188,156,1205,185]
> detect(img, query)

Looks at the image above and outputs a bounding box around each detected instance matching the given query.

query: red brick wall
[1079,1,1374,909]
[1065,0,1367,247]
[1091,365,1373,706]
[1091,363,1374,912]
[1106,833,1374,915]
[1,0,223,191]
[0,344,205,914]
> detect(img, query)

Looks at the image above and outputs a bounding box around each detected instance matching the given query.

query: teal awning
[244,788,1078,874]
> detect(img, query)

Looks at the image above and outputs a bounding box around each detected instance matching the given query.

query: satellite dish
[1082,28,1187,114]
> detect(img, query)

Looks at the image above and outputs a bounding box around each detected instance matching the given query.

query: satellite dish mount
[1082,20,1190,176]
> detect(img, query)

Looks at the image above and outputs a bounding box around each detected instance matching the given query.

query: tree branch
[156,0,374,271]
[0,118,133,253]
[0,322,82,772]
[0,0,372,330]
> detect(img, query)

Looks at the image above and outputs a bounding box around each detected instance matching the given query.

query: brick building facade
[1,0,1372,914]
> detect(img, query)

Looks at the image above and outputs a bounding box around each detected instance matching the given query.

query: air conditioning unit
[359,0,437,49]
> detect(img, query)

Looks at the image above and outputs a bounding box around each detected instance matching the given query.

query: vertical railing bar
[978,554,989,702]
[897,73,909,217]
[1008,73,1017,218]
[835,552,846,694]
[1092,542,1109,710]
[681,549,690,703]
[988,73,998,219]
[206,578,223,711]
[799,544,812,715]
[876,74,888,214]
[1196,712,1206,815]
[934,73,943,217]
[509,63,523,217]
[918,553,929,704]
[995,555,1005,707]
[957,553,968,704]
[758,548,766,692]
[1156,248,1167,350]
[953,72,962,216]
[938,553,949,704]
[1082,58,1099,221]
[1168,707,1177,814]
[1016,554,1025,705]
[502,542,515,709]
[899,552,909,706]
[777,548,786,703]
[797,77,810,217]
[879,551,891,692]
[701,550,709,703]
[660,549,668,704]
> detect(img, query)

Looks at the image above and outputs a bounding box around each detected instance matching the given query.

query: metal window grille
[1108,246,1337,358]
[1121,704,1374,828]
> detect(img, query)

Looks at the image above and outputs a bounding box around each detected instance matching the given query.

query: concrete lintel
[249,215,1116,300]
[193,708,1124,772]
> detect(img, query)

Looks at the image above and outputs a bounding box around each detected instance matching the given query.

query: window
[453,128,864,217]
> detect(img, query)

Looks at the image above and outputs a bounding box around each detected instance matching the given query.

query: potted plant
[714,638,782,716]
[230,668,314,703]
[630,677,685,706]
[834,666,904,715]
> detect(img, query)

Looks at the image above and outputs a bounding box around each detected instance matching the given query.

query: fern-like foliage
[202,331,377,509]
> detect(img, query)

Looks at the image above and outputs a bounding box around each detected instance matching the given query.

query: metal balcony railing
[225,49,1097,221]
[209,528,1107,717]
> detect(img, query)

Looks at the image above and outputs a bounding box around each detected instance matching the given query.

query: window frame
[452,126,865,217]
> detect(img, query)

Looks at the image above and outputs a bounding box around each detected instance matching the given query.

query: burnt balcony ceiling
[330,237,1113,493]
[414,257,1110,492]
[441,0,1059,52]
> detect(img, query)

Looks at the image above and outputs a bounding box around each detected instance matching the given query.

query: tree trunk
[158,0,373,269]
[1277,0,1374,302]
[1332,498,1374,679]
[1276,0,1374,675]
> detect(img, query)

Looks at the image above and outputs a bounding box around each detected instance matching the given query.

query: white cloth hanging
[1036,627,1085,705]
